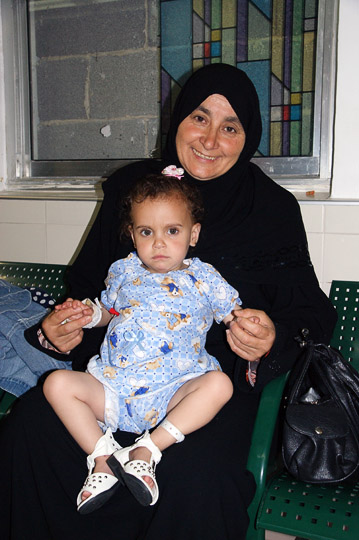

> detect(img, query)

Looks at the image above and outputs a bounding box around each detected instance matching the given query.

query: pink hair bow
[162,165,184,180]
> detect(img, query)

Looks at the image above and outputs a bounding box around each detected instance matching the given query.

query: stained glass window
[160,0,319,159]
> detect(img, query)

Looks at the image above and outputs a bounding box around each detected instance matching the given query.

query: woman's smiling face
[175,93,246,181]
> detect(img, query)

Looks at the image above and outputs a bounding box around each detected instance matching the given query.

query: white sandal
[106,419,185,506]
[77,428,122,515]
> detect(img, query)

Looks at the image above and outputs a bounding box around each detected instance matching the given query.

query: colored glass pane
[291,93,302,104]
[271,122,282,156]
[222,0,237,28]
[193,0,204,18]
[211,0,221,28]
[211,41,221,56]
[222,28,236,65]
[291,105,301,121]
[211,29,221,41]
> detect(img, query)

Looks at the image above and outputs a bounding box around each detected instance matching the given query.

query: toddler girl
[43,171,252,514]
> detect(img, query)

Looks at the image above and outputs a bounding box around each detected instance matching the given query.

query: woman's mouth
[192,148,216,161]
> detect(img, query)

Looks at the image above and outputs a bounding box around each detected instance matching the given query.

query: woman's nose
[200,127,219,150]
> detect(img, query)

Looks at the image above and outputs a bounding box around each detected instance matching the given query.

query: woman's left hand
[226,308,276,361]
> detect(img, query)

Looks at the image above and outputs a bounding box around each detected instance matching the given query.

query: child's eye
[140,228,152,237]
[168,228,179,235]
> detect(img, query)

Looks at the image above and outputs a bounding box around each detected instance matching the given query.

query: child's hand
[56,298,94,325]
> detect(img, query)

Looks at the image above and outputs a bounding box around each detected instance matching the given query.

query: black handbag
[282,331,359,484]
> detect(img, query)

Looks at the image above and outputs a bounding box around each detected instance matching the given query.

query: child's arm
[81,298,113,328]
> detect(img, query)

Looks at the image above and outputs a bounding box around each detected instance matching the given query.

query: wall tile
[321,281,331,296]
[324,204,359,234]
[300,202,324,233]
[265,531,296,540]
[0,223,46,262]
[323,233,359,282]
[46,224,91,264]
[46,200,100,226]
[0,199,46,224]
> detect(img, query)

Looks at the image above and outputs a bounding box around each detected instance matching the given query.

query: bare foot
[81,455,114,501]
[129,446,154,489]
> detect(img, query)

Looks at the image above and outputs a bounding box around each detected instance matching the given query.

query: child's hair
[121,174,204,238]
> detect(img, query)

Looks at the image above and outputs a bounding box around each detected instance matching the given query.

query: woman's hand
[226,308,276,361]
[41,298,93,353]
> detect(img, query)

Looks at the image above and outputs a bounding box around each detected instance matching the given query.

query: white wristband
[82,298,103,329]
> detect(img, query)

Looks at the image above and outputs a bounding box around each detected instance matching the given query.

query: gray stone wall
[30,0,160,160]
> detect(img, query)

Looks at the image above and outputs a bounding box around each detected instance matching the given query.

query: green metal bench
[0,261,69,417]
[246,280,359,540]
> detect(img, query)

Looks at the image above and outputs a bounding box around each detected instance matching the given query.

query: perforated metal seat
[246,280,359,540]
[257,471,359,540]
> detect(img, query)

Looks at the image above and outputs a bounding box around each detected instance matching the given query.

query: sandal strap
[87,428,121,471]
[134,431,162,464]
[159,419,185,443]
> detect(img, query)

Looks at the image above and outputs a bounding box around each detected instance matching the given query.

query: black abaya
[0,64,337,540]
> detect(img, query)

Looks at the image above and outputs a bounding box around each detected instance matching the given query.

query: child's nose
[153,235,165,248]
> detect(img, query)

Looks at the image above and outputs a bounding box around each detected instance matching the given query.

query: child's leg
[43,370,106,455]
[107,371,233,506]
[133,370,233,459]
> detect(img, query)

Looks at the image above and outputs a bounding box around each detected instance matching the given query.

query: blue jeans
[0,280,71,396]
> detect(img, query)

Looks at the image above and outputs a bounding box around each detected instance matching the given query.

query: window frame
[3,0,338,195]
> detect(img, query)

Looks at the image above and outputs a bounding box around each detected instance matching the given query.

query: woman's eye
[224,125,237,134]
[193,114,206,123]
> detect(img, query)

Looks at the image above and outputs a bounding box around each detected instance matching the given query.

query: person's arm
[228,281,337,392]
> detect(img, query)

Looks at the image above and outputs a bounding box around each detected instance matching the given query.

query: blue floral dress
[87,252,240,433]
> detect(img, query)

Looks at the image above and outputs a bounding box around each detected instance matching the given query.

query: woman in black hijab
[0,64,336,540]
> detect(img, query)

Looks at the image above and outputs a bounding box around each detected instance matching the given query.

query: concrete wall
[30,0,159,159]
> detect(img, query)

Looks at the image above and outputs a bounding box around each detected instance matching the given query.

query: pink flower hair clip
[162,165,184,180]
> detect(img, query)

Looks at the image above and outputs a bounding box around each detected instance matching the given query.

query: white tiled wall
[0,199,101,265]
[300,202,359,295]
[1,198,359,296]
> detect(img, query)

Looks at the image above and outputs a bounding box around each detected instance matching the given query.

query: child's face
[129,195,201,274]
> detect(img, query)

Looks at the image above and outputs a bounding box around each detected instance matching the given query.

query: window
[2,0,337,194]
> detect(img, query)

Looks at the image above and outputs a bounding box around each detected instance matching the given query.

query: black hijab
[162,63,315,287]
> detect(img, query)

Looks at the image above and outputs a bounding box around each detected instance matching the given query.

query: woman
[0,63,337,540]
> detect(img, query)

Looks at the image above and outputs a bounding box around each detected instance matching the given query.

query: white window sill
[0,178,104,201]
[1,178,359,205]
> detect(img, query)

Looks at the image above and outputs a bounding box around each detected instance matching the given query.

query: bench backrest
[0,261,68,301]
[329,280,359,370]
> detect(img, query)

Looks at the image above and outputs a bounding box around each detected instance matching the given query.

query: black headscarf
[162,63,315,287]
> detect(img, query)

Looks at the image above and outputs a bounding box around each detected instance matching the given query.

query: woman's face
[175,94,246,181]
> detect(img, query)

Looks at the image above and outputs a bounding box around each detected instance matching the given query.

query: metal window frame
[7,0,338,193]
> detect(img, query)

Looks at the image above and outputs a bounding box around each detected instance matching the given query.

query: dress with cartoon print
[87,251,240,434]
